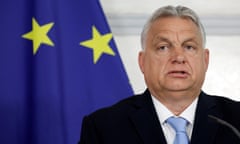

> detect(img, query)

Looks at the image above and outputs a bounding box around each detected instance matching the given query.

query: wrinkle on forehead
[148,18,203,47]
[151,30,201,47]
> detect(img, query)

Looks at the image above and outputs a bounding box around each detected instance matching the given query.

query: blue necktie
[167,117,189,144]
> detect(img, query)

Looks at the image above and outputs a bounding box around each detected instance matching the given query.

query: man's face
[139,17,209,98]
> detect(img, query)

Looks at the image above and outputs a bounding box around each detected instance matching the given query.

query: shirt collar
[151,95,198,125]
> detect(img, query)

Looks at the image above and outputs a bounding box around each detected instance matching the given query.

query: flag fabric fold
[0,0,133,144]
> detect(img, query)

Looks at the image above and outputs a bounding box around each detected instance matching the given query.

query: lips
[167,70,189,78]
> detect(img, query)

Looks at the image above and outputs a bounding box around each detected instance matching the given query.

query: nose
[171,48,186,64]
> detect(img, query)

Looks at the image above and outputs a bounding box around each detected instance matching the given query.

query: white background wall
[100,0,240,101]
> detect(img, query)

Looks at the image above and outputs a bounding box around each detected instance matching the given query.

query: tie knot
[167,117,188,133]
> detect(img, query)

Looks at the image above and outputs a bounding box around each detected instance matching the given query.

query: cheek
[142,51,169,76]
[189,57,207,75]
[148,57,167,76]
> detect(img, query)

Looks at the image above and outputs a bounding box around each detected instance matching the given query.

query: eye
[184,45,195,50]
[155,45,170,55]
[157,45,169,51]
[184,44,198,55]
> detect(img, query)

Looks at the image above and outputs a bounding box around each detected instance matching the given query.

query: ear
[138,51,145,73]
[204,48,210,70]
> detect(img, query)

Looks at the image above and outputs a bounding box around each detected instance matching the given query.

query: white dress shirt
[151,95,199,144]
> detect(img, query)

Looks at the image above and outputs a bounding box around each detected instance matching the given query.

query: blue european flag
[0,0,133,144]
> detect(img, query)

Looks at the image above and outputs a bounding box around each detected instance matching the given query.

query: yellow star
[22,18,54,55]
[80,26,115,64]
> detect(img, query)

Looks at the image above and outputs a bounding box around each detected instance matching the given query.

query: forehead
[148,17,201,40]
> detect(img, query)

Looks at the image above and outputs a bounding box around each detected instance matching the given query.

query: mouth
[167,70,189,78]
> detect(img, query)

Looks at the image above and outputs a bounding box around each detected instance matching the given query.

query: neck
[152,89,200,115]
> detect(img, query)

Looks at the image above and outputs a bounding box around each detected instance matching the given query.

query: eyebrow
[182,38,199,45]
[153,36,171,45]
[153,35,199,46]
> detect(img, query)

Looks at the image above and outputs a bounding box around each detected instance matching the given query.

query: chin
[165,84,191,92]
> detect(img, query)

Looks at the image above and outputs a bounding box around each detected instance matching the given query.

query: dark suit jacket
[79,89,240,144]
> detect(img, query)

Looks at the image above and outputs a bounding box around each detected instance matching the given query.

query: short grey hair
[141,5,206,49]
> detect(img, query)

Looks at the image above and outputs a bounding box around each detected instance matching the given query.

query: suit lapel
[191,92,222,144]
[129,90,167,144]
[128,90,223,144]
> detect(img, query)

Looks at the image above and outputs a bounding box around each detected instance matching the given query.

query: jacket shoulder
[89,92,146,118]
[210,94,240,109]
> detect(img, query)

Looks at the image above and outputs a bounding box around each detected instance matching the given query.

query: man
[79,5,240,144]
